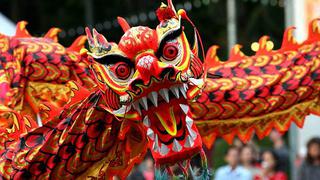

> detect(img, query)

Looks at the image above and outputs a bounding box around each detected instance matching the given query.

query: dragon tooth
[183,83,188,91]
[184,135,194,148]
[153,134,159,152]
[187,125,197,140]
[119,94,130,104]
[189,78,204,86]
[159,88,170,103]
[147,128,154,140]
[132,102,142,115]
[140,97,148,110]
[179,85,187,99]
[143,116,150,127]
[160,143,169,156]
[179,104,189,114]
[36,113,42,127]
[169,86,180,99]
[148,91,158,107]
[113,105,132,115]
[186,116,193,127]
[181,72,189,81]
[172,139,182,152]
[187,70,194,78]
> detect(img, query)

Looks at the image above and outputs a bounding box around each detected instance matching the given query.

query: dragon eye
[163,43,178,61]
[112,62,131,80]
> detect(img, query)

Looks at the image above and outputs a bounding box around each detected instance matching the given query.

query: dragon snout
[136,55,161,81]
[128,55,180,93]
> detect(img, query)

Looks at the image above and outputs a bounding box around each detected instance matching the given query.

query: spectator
[254,150,287,180]
[127,166,145,180]
[297,137,320,180]
[269,130,289,172]
[215,146,252,180]
[142,157,154,180]
[240,144,260,177]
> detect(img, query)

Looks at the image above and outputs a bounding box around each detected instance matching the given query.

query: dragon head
[86,0,208,177]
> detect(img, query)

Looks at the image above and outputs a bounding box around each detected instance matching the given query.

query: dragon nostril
[159,67,175,79]
[129,79,144,93]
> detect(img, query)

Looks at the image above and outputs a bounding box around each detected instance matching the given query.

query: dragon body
[0,21,96,152]
[196,24,320,147]
[0,1,319,179]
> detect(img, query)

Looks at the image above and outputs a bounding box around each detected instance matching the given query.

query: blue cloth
[215,165,252,180]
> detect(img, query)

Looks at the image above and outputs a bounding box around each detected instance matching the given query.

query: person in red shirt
[254,150,287,180]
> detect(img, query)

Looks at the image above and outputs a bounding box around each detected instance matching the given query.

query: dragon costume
[0,0,320,179]
[0,21,96,150]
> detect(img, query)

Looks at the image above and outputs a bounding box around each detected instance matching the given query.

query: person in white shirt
[215,146,252,180]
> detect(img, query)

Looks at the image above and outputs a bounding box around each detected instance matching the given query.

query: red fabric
[156,6,176,21]
[254,171,287,180]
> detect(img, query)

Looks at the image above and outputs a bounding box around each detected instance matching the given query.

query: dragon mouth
[129,83,202,164]
[112,77,205,165]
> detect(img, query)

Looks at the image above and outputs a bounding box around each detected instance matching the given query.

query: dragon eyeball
[163,43,179,61]
[113,62,131,80]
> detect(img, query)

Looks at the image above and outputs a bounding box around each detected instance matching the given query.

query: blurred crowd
[127,154,154,180]
[125,130,320,180]
[215,130,320,180]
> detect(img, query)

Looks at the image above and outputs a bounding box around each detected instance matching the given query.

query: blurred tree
[0,0,284,58]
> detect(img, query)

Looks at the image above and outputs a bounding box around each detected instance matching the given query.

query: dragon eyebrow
[156,25,183,57]
[94,54,134,67]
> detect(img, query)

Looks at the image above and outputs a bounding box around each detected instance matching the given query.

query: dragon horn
[92,28,109,48]
[117,17,131,32]
[97,33,109,48]
[167,0,177,14]
[178,9,205,61]
[85,27,111,58]
[92,28,99,46]
[85,27,95,47]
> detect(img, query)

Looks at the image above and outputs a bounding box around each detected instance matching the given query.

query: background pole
[227,0,237,54]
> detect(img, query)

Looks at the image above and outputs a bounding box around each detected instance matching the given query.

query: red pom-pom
[156,6,176,21]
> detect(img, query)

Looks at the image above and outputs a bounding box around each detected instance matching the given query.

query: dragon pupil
[164,45,178,60]
[116,64,129,78]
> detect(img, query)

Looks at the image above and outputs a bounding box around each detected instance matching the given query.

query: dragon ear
[85,27,111,58]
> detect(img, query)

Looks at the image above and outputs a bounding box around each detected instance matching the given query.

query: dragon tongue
[155,106,177,136]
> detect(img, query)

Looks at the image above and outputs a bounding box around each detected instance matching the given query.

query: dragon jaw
[134,83,202,163]
[112,74,207,176]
